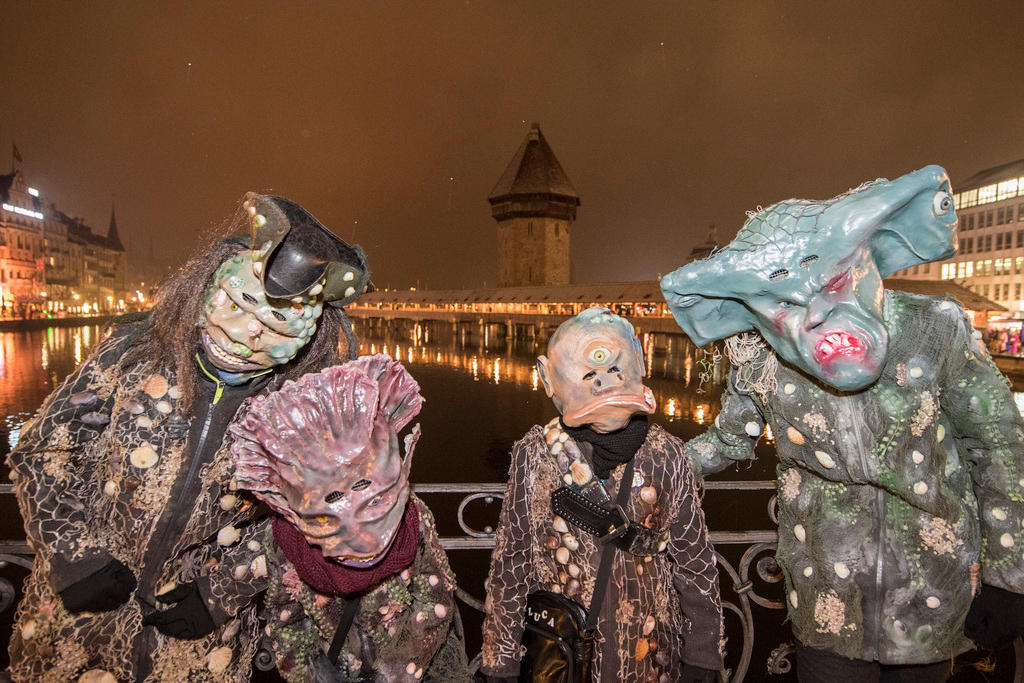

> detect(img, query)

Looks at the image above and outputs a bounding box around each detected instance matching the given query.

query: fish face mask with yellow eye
[661,165,957,392]
[230,355,423,565]
[199,252,322,372]
[537,307,656,433]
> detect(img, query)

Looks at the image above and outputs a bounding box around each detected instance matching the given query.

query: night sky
[3,2,1023,289]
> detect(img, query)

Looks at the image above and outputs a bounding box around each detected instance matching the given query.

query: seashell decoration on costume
[142,374,169,399]
[69,391,98,406]
[129,444,159,469]
[79,671,118,683]
[206,646,233,674]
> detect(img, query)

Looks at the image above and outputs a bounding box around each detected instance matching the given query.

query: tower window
[528,222,533,236]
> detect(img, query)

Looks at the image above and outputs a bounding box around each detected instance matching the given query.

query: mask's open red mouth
[813,331,865,364]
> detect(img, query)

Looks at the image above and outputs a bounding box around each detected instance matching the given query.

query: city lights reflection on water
[0,325,108,455]
[355,322,725,425]
[4,322,1024,458]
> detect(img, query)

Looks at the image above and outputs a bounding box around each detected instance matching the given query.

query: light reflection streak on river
[2,322,1024,457]
[360,327,727,426]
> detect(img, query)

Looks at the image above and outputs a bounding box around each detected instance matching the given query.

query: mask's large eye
[271,310,287,322]
[351,479,372,491]
[933,191,952,215]
[325,491,344,504]
[588,347,610,364]
[242,292,258,305]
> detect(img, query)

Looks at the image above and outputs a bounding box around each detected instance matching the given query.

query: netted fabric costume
[263,496,470,682]
[7,322,274,681]
[688,291,1024,663]
[481,423,723,681]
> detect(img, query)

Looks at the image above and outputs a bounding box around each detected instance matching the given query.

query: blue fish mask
[661,165,957,391]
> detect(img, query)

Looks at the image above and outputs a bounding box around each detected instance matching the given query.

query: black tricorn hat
[243,192,370,308]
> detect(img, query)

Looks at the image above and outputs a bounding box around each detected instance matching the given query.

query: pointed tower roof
[488,123,580,221]
[107,203,124,251]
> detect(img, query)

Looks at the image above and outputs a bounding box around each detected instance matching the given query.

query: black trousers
[796,643,950,683]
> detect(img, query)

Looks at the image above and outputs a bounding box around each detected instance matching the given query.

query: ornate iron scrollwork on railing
[410,480,795,681]
[0,481,1021,681]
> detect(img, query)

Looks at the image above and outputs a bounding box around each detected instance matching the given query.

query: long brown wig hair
[122,202,356,413]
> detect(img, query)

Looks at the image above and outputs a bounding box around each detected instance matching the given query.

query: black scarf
[560,414,650,481]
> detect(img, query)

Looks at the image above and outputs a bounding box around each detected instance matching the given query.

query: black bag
[520,591,594,682]
[518,459,634,682]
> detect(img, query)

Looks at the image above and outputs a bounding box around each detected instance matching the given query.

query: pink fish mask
[537,307,656,432]
[230,355,423,565]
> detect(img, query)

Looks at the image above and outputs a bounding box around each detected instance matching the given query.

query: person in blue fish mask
[662,165,1024,682]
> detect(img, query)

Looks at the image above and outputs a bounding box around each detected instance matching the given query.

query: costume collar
[271,499,420,596]
[560,415,649,481]
[195,352,273,386]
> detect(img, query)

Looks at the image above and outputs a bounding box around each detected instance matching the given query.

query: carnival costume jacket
[687,291,1024,664]
[8,322,278,681]
[481,423,724,681]
[263,495,470,682]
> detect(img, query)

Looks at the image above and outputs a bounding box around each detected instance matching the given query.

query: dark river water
[0,321,1015,681]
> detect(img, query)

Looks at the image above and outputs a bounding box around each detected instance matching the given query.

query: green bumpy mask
[199,252,324,372]
[660,165,957,391]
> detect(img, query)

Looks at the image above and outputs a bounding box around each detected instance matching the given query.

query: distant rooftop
[953,158,1024,210]
[356,278,1003,312]
[956,158,1024,193]
[489,123,579,203]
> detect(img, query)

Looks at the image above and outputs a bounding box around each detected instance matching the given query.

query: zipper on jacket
[141,357,227,594]
[846,398,885,661]
[134,357,272,676]
[134,381,221,677]
[870,486,885,660]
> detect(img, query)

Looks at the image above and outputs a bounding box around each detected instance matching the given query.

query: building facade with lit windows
[0,169,127,317]
[893,159,1024,324]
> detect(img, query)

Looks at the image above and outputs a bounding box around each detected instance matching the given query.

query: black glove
[141,581,216,640]
[681,663,719,683]
[965,584,1024,650]
[59,558,137,613]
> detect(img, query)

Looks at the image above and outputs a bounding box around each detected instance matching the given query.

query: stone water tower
[489,123,580,287]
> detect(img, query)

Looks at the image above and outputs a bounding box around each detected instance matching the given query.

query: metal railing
[0,481,1020,681]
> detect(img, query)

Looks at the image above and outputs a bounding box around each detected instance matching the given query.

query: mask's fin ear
[536,356,554,397]
[660,266,761,346]
[820,165,957,278]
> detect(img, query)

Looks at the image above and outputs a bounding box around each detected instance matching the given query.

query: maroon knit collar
[272,499,420,596]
